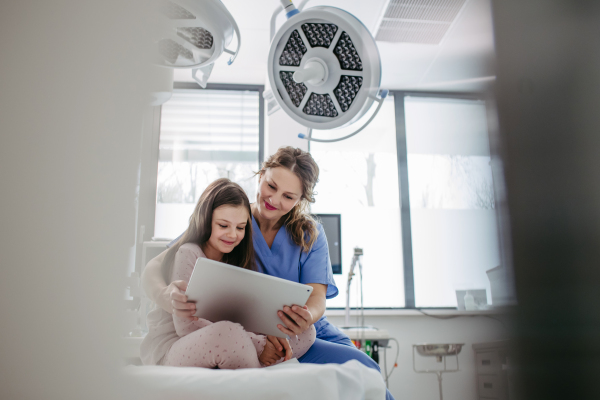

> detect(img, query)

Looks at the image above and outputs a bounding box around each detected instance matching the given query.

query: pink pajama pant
[162,319,316,369]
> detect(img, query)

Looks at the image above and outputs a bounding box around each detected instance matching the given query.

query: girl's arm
[141,248,198,320]
[170,245,211,336]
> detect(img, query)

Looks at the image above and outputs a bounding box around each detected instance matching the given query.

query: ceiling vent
[375,0,466,45]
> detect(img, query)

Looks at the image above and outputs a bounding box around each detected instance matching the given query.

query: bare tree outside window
[364,153,376,207]
[409,155,495,210]
[157,161,257,205]
[157,163,195,203]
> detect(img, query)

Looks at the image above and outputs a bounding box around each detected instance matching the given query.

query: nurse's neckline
[251,202,285,232]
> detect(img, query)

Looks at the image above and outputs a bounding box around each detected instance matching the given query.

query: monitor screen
[314,214,342,274]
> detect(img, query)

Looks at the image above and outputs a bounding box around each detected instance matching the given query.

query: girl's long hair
[258,146,320,252]
[162,178,255,283]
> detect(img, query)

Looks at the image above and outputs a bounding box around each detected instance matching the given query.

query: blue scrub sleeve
[299,223,339,299]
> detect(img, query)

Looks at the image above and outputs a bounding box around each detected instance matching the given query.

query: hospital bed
[121,358,386,400]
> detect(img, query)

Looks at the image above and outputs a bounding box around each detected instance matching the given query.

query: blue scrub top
[251,215,339,300]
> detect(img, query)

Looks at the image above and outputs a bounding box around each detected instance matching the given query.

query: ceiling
[173,0,496,92]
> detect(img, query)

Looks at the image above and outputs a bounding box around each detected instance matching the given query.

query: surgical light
[154,0,241,88]
[268,2,386,141]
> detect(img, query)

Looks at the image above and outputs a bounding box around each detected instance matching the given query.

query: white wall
[325,313,510,400]
[266,108,308,156]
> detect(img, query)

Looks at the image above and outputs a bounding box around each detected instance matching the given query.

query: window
[403,96,501,307]
[154,86,263,239]
[310,95,405,308]
[312,93,503,309]
[148,87,503,310]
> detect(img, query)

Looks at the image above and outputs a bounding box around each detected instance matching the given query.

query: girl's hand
[165,280,198,321]
[259,336,291,366]
[275,336,293,361]
[277,305,313,336]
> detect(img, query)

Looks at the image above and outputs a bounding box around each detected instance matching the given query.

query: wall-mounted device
[314,213,341,274]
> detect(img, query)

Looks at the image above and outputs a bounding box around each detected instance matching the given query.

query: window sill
[324,307,512,317]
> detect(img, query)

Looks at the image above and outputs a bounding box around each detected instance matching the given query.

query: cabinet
[472,341,510,400]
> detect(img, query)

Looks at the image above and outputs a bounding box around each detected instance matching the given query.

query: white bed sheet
[122,359,386,400]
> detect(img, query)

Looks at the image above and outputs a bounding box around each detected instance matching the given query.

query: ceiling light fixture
[268,0,387,143]
[154,0,241,88]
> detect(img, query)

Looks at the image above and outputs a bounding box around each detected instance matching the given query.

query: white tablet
[186,257,314,338]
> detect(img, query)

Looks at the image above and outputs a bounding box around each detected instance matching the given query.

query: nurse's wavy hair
[258,146,320,252]
[161,178,256,283]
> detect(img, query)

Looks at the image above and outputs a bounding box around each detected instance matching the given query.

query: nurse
[142,146,395,400]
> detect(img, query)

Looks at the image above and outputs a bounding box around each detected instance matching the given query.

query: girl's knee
[210,320,244,336]
[288,325,317,359]
[197,321,245,348]
[303,324,316,345]
[308,324,316,337]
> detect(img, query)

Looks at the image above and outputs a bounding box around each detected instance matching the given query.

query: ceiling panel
[416,0,496,90]
[375,0,467,44]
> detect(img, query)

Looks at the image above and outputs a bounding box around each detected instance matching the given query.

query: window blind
[159,89,260,162]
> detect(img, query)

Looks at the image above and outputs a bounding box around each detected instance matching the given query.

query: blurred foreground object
[492,1,600,399]
[0,1,157,399]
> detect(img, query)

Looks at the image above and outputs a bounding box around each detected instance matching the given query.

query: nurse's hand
[166,280,198,321]
[277,305,313,336]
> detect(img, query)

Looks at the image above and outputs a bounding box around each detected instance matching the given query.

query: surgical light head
[268,6,382,131]
[153,0,241,89]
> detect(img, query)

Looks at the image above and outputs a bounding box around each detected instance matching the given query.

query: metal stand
[412,344,464,400]
[345,247,364,327]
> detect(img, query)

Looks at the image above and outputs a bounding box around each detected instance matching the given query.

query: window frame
[138,87,501,311]
[135,83,265,276]
[314,90,496,311]
[392,90,496,310]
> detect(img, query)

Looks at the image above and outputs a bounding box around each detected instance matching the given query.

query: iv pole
[345,247,364,327]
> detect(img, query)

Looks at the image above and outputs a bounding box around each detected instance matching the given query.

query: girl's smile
[202,205,248,261]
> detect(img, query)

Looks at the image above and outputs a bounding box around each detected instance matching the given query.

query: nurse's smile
[264,200,277,211]
[254,167,303,224]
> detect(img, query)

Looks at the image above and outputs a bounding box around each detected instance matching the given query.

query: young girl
[140,178,316,369]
